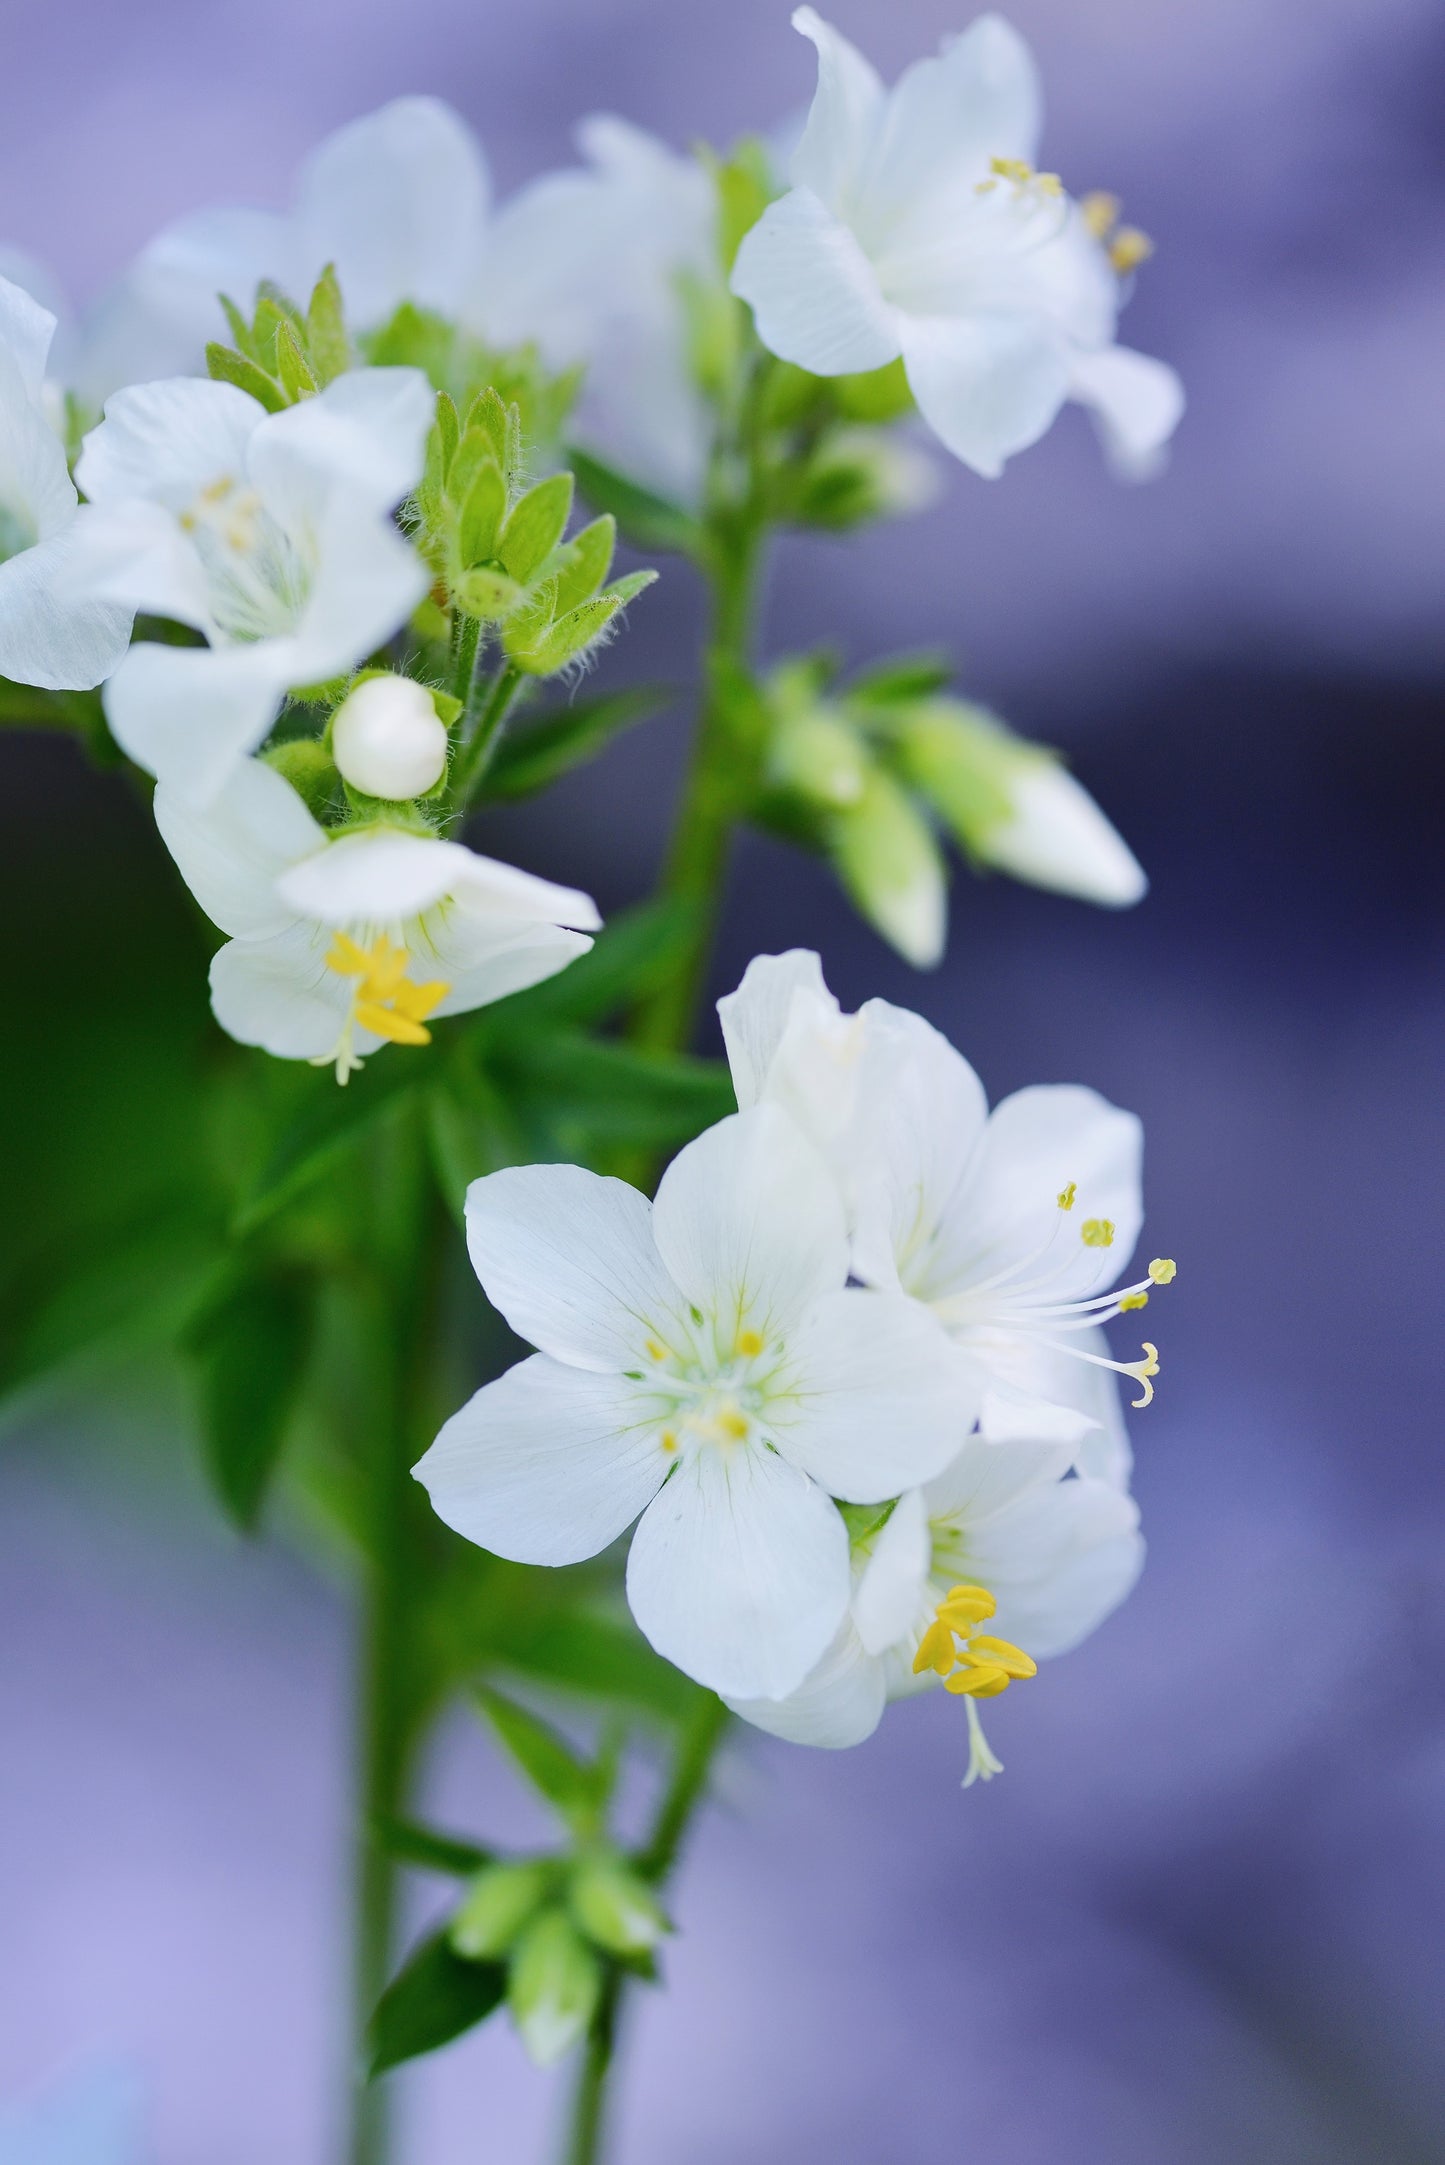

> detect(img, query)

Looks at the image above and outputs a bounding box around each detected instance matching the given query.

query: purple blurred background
[3,0,1444,2158]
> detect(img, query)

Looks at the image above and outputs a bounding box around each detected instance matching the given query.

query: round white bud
[331,676,449,800]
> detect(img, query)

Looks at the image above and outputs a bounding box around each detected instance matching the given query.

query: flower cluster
[416,952,1167,1783]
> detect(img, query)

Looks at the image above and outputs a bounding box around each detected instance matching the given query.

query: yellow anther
[1125,1342,1160,1409]
[913,1618,959,1679]
[736,1330,764,1358]
[1119,1291,1149,1311]
[645,1338,667,1362]
[324,933,450,1066]
[1081,1218,1115,1248]
[990,156,1033,183]
[944,1663,1009,1698]
[1148,1258,1176,1285]
[966,1636,1038,1680]
[937,1585,996,1630]
[1034,171,1063,197]
[660,1430,678,1455]
[200,476,235,504]
[1057,1181,1078,1212]
[1080,189,1120,239]
[1109,226,1154,274]
[718,1409,750,1441]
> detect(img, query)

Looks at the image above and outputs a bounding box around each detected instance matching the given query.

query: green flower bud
[890,702,1020,855]
[794,428,940,531]
[570,1856,670,1958]
[826,767,947,968]
[261,736,336,816]
[768,707,870,811]
[449,1860,553,1961]
[508,1909,602,2066]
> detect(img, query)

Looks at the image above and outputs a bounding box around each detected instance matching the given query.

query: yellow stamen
[322,933,451,1081]
[736,1330,764,1358]
[936,1585,996,1630]
[1148,1258,1176,1285]
[1057,1181,1077,1212]
[718,1409,749,1441]
[913,1588,1037,1713]
[965,1636,1037,1680]
[1081,1218,1115,1248]
[944,1664,1011,1698]
[660,1430,678,1455]
[912,1618,959,1679]
[989,156,1033,183]
[1119,1291,1148,1311]
[1080,189,1120,239]
[645,1338,667,1362]
[1110,226,1153,274]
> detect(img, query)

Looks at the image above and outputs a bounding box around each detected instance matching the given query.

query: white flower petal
[247,368,434,522]
[862,15,1042,239]
[1070,343,1185,480]
[415,1355,663,1566]
[732,187,901,377]
[63,500,216,634]
[294,96,490,326]
[923,1432,1075,1526]
[925,1083,1144,1304]
[427,920,595,1020]
[790,7,886,213]
[445,850,601,931]
[981,758,1146,907]
[0,271,58,400]
[968,1476,1143,1657]
[977,1327,1134,1484]
[625,1440,849,1699]
[209,920,348,1060]
[852,1484,930,1655]
[277,829,473,926]
[898,310,1070,478]
[153,757,324,939]
[651,1105,847,1342]
[0,527,132,692]
[845,998,990,1293]
[465,1163,681,1372]
[726,1617,885,1747]
[103,640,288,804]
[716,948,833,1110]
[282,499,428,686]
[780,1286,979,1502]
[75,378,263,510]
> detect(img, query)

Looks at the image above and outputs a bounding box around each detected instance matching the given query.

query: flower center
[179,473,309,642]
[314,931,450,1084]
[642,1326,783,1460]
[975,155,1064,207]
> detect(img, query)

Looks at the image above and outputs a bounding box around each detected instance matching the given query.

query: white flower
[413,1104,978,1700]
[728,1434,1142,1781]
[70,367,433,805]
[0,275,132,690]
[153,756,599,1080]
[719,950,1173,1466]
[731,9,1184,479]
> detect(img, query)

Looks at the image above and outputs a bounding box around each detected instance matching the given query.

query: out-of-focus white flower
[0,276,132,690]
[731,8,1184,479]
[414,1103,976,1700]
[719,950,1174,1466]
[729,1435,1142,1781]
[70,368,433,805]
[330,673,449,800]
[154,756,599,1080]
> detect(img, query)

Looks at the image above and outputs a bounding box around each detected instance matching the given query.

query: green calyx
[206,266,352,412]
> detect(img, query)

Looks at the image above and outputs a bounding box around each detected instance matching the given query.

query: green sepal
[305,264,351,384]
[451,1860,554,1960]
[275,320,319,403]
[205,342,285,413]
[184,1265,317,1532]
[261,737,338,817]
[474,1685,606,1828]
[846,652,954,708]
[567,447,701,557]
[367,1929,507,2078]
[548,515,617,616]
[457,458,508,568]
[498,472,574,583]
[837,1497,897,1547]
[484,685,665,801]
[453,564,524,622]
[505,574,656,677]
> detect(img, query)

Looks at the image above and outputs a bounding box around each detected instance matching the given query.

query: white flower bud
[331,676,448,800]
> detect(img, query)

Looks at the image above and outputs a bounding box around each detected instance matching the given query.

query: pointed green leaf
[305,264,350,384]
[463,384,512,468]
[457,458,507,568]
[603,568,657,608]
[474,1685,602,1823]
[498,472,574,582]
[846,651,953,708]
[568,447,700,555]
[372,1815,494,1878]
[548,515,616,616]
[494,1607,704,1724]
[483,685,665,800]
[184,1266,317,1531]
[506,595,619,677]
[233,1058,425,1235]
[275,320,319,403]
[367,1930,507,2078]
[205,343,285,413]
[490,1031,734,1149]
[218,293,256,359]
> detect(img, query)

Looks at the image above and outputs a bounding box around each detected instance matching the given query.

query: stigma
[316,932,449,1084]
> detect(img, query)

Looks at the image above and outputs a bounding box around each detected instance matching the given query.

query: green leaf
[846,651,954,708]
[711,136,779,273]
[372,1815,494,1878]
[367,1929,507,2078]
[494,1607,704,1725]
[483,686,666,800]
[457,458,507,568]
[184,1267,317,1531]
[474,1685,603,1823]
[274,320,319,403]
[547,515,616,615]
[305,264,350,384]
[498,471,574,582]
[507,594,620,677]
[492,1031,735,1149]
[234,1057,424,1235]
[0,1204,227,1415]
[424,1064,529,1221]
[205,342,285,413]
[567,447,701,556]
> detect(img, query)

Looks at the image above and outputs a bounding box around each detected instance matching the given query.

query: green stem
[452,610,482,707]
[560,1968,622,2165]
[449,660,524,823]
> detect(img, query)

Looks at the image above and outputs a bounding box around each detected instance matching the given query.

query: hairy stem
[448,659,524,823]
